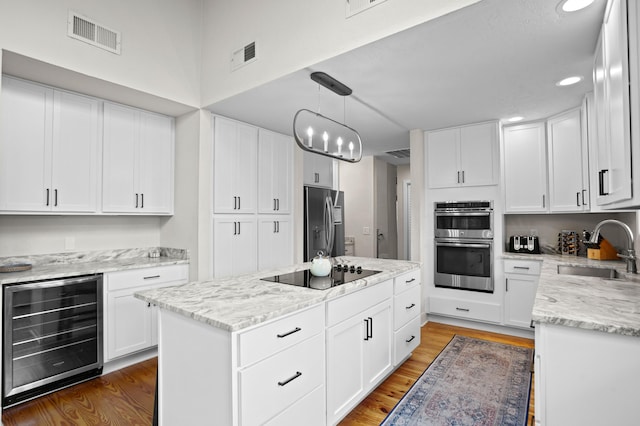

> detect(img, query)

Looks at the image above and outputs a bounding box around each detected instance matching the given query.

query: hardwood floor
[1,322,534,425]
[339,321,535,426]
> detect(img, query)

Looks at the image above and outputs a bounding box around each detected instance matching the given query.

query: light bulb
[306,127,314,148]
[348,141,354,159]
[323,131,329,152]
[337,137,343,155]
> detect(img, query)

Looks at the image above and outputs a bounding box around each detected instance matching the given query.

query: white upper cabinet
[258,129,292,214]
[547,108,589,212]
[503,122,548,213]
[592,0,634,207]
[0,77,99,213]
[427,121,499,188]
[213,116,258,214]
[102,102,174,214]
[303,151,334,189]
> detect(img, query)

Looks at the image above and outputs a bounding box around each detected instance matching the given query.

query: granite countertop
[504,253,640,337]
[0,247,189,285]
[135,256,420,332]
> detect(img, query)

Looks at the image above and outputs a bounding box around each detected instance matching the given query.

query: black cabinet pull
[144,275,161,280]
[599,169,609,195]
[54,189,58,206]
[233,222,238,235]
[368,316,373,339]
[276,198,280,211]
[277,327,301,338]
[457,171,460,183]
[274,199,277,211]
[405,303,416,310]
[406,335,416,343]
[405,278,415,283]
[278,371,302,387]
[456,307,470,312]
[462,170,465,183]
[46,188,50,206]
[135,193,139,208]
[276,221,280,233]
[238,196,240,209]
[513,266,530,270]
[576,192,580,207]
[581,189,587,205]
[238,222,241,235]
[363,318,370,341]
[141,193,144,208]
[274,221,277,233]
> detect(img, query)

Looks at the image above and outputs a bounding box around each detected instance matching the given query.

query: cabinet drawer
[394,268,421,294]
[238,304,324,367]
[393,285,421,330]
[105,264,188,291]
[263,385,325,426]
[429,296,501,323]
[326,280,393,327]
[239,333,324,426]
[394,316,420,365]
[504,259,542,276]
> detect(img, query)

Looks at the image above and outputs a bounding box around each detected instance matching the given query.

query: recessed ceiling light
[556,76,583,86]
[558,0,595,13]
[506,116,524,123]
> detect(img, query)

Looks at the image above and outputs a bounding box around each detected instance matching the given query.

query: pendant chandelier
[293,72,363,163]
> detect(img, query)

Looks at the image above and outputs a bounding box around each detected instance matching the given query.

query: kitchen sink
[556,265,620,279]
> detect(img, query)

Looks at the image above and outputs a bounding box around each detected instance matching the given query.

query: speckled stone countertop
[504,253,640,337]
[135,256,420,332]
[0,247,189,285]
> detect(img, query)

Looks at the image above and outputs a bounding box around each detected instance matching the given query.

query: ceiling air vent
[67,11,121,54]
[385,148,411,159]
[231,41,257,71]
[346,0,389,18]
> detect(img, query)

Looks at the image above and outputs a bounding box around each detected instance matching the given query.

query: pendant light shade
[293,109,362,163]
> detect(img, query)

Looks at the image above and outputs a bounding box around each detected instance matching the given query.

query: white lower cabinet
[213,216,258,278]
[393,269,421,365]
[104,265,188,361]
[429,295,501,323]
[503,258,541,329]
[326,280,393,425]
[535,323,640,425]
[258,216,293,271]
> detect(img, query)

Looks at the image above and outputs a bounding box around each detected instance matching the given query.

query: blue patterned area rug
[381,335,533,426]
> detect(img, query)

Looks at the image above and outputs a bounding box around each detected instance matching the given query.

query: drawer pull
[456,307,470,312]
[144,275,161,280]
[277,327,302,338]
[405,278,416,283]
[406,335,416,343]
[405,303,416,310]
[513,266,530,270]
[278,371,302,387]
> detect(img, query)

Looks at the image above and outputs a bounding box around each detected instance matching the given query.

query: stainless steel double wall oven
[434,201,494,292]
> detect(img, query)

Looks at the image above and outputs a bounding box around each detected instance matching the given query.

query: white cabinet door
[102,102,138,213]
[0,77,99,213]
[213,216,257,278]
[258,216,292,271]
[362,300,393,391]
[138,111,174,214]
[503,122,548,212]
[0,78,53,211]
[258,130,292,214]
[459,122,498,186]
[504,275,539,329]
[51,90,100,212]
[596,0,632,205]
[103,102,174,214]
[213,117,257,214]
[107,290,153,360]
[303,152,333,188]
[547,108,589,212]
[426,127,459,188]
[427,122,498,188]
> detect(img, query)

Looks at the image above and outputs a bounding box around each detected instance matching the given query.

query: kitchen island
[514,254,640,426]
[135,256,421,426]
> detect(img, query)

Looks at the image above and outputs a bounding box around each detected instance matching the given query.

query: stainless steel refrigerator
[304,186,345,261]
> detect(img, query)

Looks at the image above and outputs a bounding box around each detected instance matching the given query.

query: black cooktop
[261,264,381,290]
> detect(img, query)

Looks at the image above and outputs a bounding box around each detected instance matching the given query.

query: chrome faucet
[589,219,637,274]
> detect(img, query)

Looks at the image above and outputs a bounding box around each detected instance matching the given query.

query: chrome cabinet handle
[277,327,301,338]
[278,371,302,387]
[406,335,416,343]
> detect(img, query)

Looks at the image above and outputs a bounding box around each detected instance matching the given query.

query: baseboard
[102,347,158,375]
[425,314,535,339]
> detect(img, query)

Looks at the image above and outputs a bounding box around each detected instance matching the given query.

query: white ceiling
[208,0,606,165]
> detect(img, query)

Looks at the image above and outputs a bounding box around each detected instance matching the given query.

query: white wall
[339,157,375,258]
[0,0,203,107]
[0,215,160,256]
[200,0,480,106]
[397,164,410,260]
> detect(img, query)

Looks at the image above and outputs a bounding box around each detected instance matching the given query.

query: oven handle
[435,241,492,249]
[435,211,491,217]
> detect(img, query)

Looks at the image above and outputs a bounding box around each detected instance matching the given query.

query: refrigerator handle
[325,196,335,257]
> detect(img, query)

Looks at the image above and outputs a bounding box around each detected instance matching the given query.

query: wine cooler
[3,274,103,407]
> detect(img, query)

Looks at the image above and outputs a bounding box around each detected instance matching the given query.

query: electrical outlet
[363,227,370,235]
